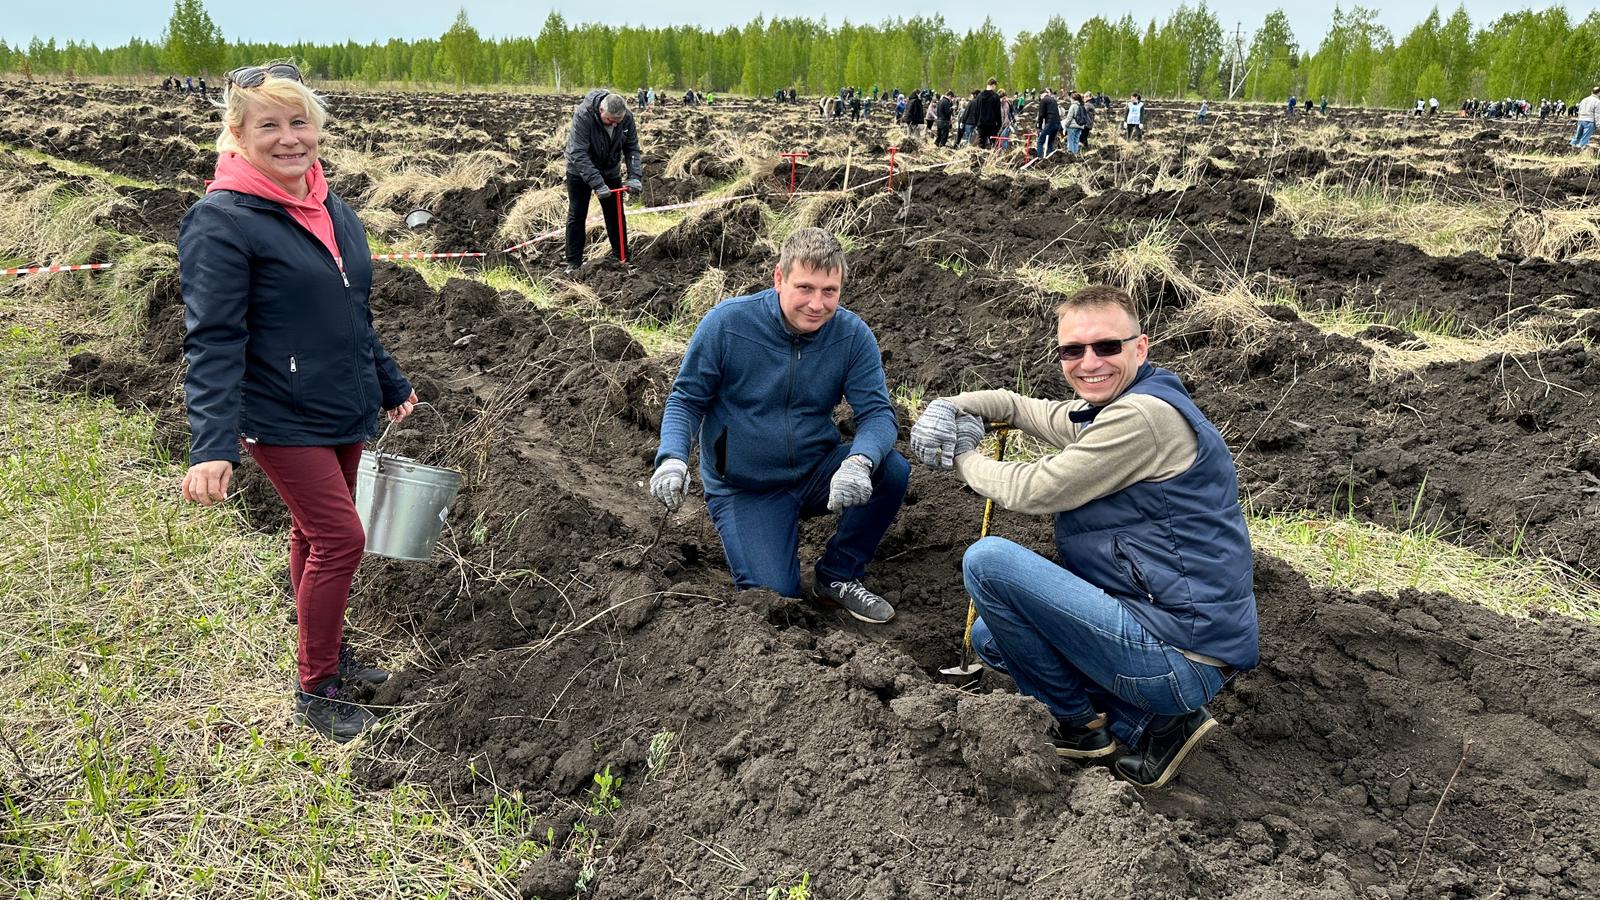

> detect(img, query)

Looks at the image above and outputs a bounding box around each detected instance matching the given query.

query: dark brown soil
[22,82,1599,899]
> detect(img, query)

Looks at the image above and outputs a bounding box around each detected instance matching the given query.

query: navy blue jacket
[655,289,898,496]
[179,189,411,466]
[1053,365,1260,669]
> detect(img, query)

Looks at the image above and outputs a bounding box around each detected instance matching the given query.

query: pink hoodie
[207,152,341,265]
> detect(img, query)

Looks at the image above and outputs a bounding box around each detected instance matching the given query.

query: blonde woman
[178,63,416,742]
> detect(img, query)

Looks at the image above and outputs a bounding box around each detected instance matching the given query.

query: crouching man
[648,228,909,623]
[911,285,1258,788]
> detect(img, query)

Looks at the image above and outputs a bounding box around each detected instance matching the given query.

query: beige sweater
[948,389,1199,514]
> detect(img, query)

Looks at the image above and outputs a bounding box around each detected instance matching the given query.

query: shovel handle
[959,425,1011,658]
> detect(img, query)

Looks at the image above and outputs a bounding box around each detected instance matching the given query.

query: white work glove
[649,458,690,511]
[828,455,875,512]
[909,398,960,469]
[953,414,985,457]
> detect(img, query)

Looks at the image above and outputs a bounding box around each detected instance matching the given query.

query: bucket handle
[371,401,436,473]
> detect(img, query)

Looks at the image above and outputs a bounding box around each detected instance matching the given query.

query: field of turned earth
[4,80,1600,899]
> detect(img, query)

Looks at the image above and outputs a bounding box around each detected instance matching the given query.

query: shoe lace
[831,581,878,607]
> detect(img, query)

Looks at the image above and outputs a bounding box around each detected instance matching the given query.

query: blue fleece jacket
[655,288,898,496]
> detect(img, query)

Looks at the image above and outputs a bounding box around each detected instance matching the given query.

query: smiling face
[773,262,842,334]
[1057,303,1148,406]
[232,99,319,197]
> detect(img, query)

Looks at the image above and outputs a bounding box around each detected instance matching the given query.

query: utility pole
[1226,21,1247,100]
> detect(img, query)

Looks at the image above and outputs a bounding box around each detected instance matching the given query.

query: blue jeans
[1065,126,1082,154]
[1574,121,1595,148]
[963,536,1228,748]
[706,446,909,597]
[1036,122,1060,158]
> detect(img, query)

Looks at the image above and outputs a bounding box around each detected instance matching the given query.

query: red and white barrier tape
[6,262,116,277]
[500,192,758,254]
[372,251,487,260]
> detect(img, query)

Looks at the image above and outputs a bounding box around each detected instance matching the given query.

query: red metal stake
[614,185,629,265]
[1022,131,1036,163]
[886,147,898,192]
[780,151,810,193]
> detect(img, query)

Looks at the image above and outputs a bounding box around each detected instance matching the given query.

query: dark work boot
[1113,707,1217,788]
[338,641,390,685]
[293,677,377,743]
[1049,719,1116,759]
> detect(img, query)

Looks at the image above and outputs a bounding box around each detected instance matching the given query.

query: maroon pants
[248,442,365,692]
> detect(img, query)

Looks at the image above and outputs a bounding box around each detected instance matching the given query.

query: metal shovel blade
[938,661,984,676]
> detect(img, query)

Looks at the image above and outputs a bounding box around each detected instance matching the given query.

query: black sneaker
[812,578,895,624]
[293,677,377,743]
[338,641,390,685]
[1113,707,1217,788]
[1049,720,1116,759]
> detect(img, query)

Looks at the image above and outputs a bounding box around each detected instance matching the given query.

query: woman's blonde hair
[215,72,327,154]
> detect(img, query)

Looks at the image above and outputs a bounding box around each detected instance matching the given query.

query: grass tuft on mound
[1271,180,1508,257]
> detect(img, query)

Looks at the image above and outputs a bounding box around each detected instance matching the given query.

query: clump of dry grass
[1500,207,1600,261]
[676,266,727,323]
[0,176,123,268]
[1098,222,1202,299]
[1271,178,1508,257]
[1165,281,1280,349]
[366,150,515,209]
[496,186,568,245]
[762,191,857,249]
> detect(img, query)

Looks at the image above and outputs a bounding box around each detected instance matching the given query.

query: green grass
[0,206,554,894]
[0,348,540,897]
[1248,509,1600,622]
[2,143,165,191]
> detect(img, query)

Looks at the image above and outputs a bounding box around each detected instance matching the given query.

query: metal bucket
[355,449,463,561]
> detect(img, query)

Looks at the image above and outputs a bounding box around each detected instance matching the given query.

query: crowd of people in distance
[162,75,210,97]
[808,82,1151,159]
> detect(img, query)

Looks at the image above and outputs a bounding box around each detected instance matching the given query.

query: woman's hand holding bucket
[385,389,419,423]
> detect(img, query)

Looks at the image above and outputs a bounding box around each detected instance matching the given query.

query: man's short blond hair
[1055,285,1143,331]
[216,69,327,154]
[778,227,846,281]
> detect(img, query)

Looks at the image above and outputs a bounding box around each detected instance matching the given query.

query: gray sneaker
[812,579,896,624]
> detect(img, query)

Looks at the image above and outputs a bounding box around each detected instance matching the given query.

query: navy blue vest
[1052,364,1260,669]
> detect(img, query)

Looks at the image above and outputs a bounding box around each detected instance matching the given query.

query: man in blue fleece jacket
[649,228,909,623]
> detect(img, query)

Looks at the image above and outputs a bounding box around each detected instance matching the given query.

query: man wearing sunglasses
[909,285,1257,789]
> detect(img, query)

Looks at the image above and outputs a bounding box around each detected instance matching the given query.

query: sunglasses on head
[1057,333,1141,361]
[226,63,303,88]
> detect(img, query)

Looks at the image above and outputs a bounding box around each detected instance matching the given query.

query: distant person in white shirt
[1573,86,1600,149]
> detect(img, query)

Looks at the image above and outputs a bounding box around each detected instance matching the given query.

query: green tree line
[3,2,1597,106]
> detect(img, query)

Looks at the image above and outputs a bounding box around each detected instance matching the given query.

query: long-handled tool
[939,425,1010,678]
[613,185,630,264]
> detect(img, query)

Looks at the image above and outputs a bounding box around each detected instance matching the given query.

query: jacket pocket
[713,428,728,478]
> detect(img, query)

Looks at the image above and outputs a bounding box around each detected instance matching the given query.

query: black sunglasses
[1058,333,1141,361]
[226,63,303,88]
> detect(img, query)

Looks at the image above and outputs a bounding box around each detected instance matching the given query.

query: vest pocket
[1112,534,1157,603]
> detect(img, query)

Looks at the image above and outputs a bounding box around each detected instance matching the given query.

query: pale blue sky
[5,2,1549,50]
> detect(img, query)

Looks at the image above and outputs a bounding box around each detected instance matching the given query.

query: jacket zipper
[785,337,800,468]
